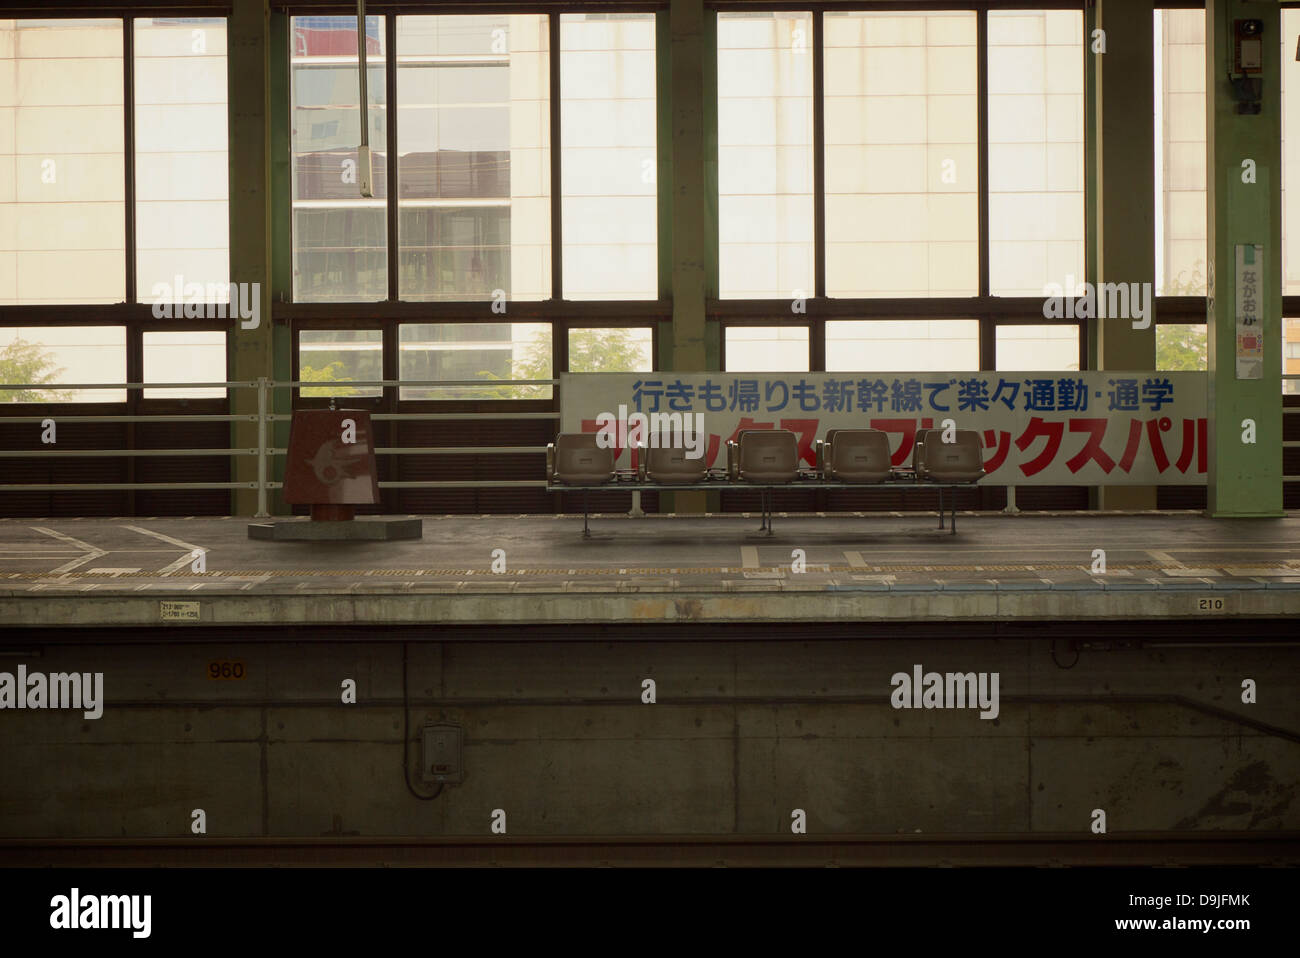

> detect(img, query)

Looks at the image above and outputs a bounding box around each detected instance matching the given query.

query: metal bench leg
[766,489,775,537]
[937,486,945,530]
[951,492,957,535]
[583,489,591,539]
[756,489,767,533]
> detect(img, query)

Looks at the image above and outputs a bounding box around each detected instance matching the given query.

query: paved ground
[0,509,1294,629]
[1,510,1298,585]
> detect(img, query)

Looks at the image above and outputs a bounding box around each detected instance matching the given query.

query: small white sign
[160,601,201,622]
[1235,244,1263,380]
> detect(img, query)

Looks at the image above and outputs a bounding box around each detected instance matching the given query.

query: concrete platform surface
[0,511,1297,627]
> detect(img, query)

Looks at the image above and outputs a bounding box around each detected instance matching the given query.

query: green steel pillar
[1205,0,1283,517]
[1092,0,1157,511]
[665,1,716,513]
[228,0,274,517]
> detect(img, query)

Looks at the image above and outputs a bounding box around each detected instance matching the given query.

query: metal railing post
[255,377,270,518]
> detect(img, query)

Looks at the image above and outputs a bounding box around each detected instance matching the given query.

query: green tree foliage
[299,361,361,398]
[1156,260,1208,371]
[0,338,72,402]
[461,327,649,401]
[1156,323,1208,371]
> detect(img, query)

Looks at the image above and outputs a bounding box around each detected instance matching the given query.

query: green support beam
[1092,0,1157,511]
[1205,0,1284,517]
[269,9,292,515]
[666,0,715,514]
[228,0,274,517]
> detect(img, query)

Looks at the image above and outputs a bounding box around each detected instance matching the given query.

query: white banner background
[560,371,1208,485]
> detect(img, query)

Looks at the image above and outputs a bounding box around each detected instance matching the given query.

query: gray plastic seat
[642,445,708,484]
[917,429,984,483]
[549,433,615,485]
[734,429,799,483]
[824,428,891,482]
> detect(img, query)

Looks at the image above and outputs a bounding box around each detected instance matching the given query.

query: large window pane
[724,326,809,371]
[298,329,382,397]
[824,11,977,297]
[1155,9,1206,295]
[995,324,1079,371]
[397,15,549,302]
[398,322,551,399]
[718,12,813,299]
[0,326,126,402]
[135,17,229,303]
[1282,10,1300,295]
[826,320,979,371]
[0,19,124,304]
[291,16,387,302]
[561,13,656,300]
[988,10,1084,296]
[143,330,226,398]
[1285,317,1300,396]
[567,327,652,372]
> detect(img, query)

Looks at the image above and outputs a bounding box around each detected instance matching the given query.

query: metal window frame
[712,2,1099,374]
[281,4,669,409]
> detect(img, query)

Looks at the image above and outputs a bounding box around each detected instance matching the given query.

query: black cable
[402,641,444,801]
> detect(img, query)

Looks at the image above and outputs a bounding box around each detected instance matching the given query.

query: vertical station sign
[1235,243,1264,380]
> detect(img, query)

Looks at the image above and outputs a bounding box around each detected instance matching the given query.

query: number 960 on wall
[207,660,246,680]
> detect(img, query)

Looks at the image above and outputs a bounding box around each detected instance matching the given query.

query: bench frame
[547,475,979,538]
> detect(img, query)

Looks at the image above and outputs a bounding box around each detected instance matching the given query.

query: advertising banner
[560,371,1208,485]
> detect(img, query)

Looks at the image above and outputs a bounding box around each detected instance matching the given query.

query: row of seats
[548,429,985,485]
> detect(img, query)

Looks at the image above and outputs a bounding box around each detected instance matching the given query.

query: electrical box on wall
[1229,19,1265,115]
[421,723,463,784]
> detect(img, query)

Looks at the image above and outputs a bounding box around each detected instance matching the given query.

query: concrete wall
[1,636,1295,837]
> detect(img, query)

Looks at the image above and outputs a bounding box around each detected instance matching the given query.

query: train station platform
[2,511,1297,629]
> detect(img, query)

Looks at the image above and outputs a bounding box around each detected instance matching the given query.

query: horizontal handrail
[0,482,279,492]
[3,370,1296,517]
[0,448,259,458]
[0,378,558,390]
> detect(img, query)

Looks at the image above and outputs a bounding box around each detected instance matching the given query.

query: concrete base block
[247,518,423,541]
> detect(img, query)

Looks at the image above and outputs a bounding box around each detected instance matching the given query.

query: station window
[824,11,978,297]
[298,329,383,397]
[134,17,229,303]
[398,322,552,400]
[560,13,658,300]
[1155,323,1207,372]
[995,324,1079,371]
[396,14,550,302]
[1154,8,1207,296]
[0,19,125,305]
[567,327,653,372]
[724,326,810,372]
[1283,10,1300,295]
[825,320,979,372]
[0,326,127,402]
[1285,318,1300,395]
[290,15,388,302]
[717,11,813,299]
[143,331,227,399]
[987,10,1085,297]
